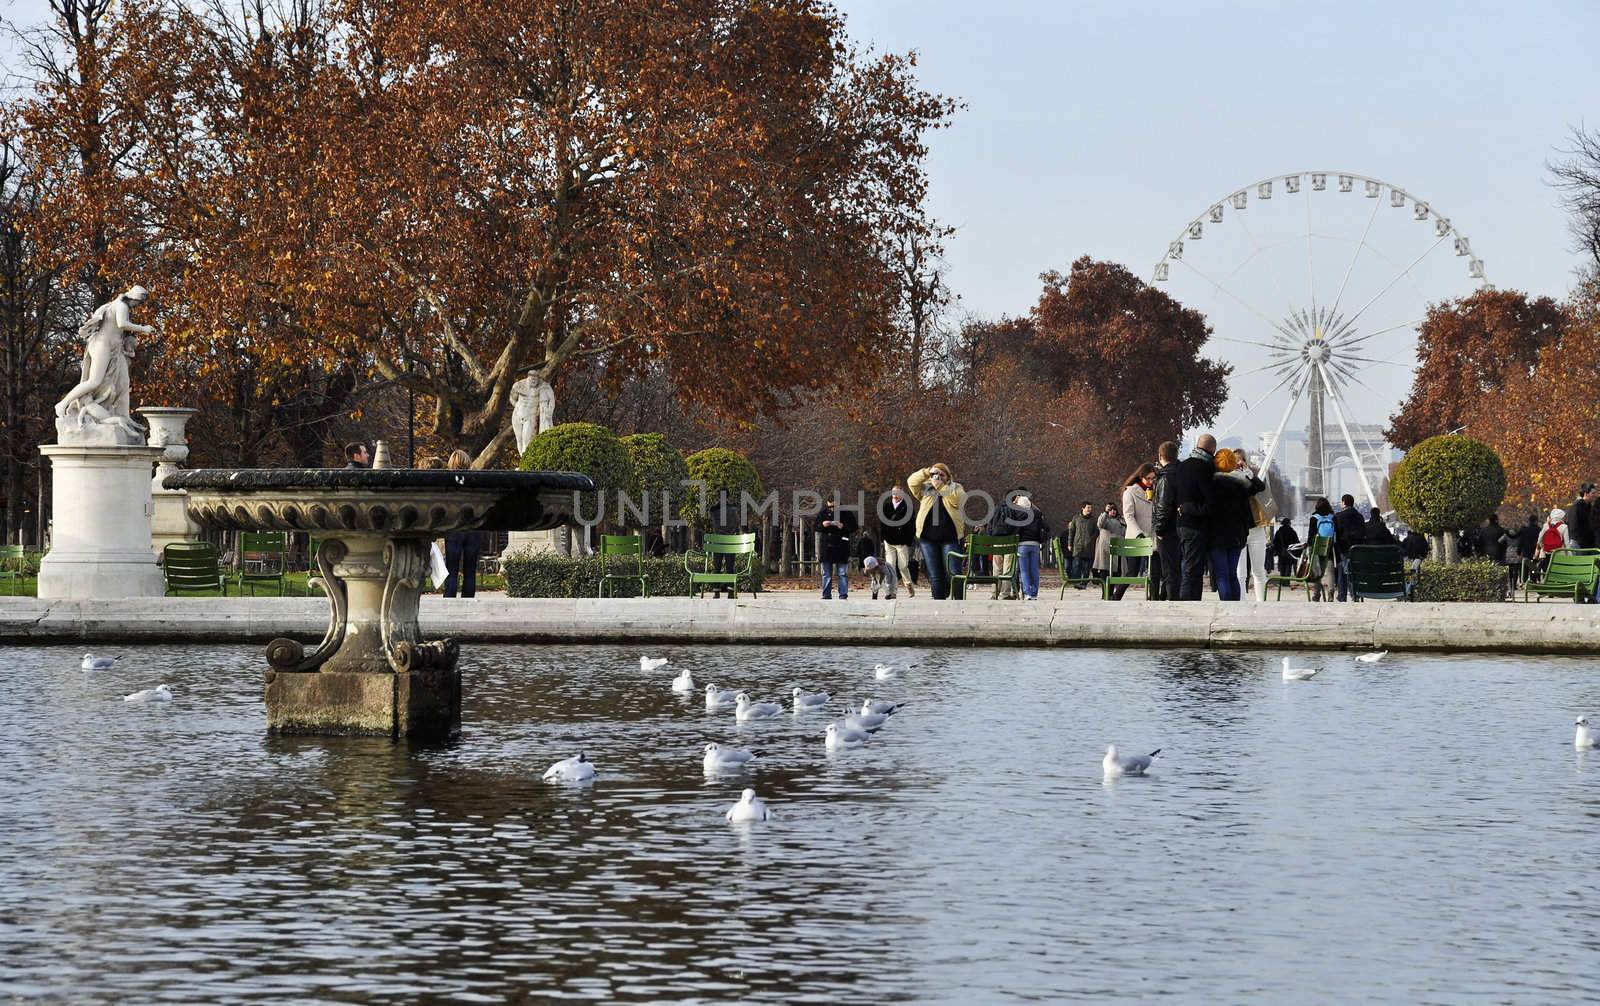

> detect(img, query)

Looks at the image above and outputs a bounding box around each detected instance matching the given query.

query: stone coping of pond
[2,596,1596,654]
[163,468,594,492]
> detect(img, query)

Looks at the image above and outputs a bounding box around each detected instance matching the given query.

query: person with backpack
[1306,497,1337,602]
[1151,441,1181,601]
[1535,507,1570,577]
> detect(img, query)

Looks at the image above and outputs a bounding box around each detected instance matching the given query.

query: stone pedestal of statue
[38,444,166,599]
[504,528,563,558]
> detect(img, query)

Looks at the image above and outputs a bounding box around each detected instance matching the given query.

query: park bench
[163,542,229,596]
[1345,544,1414,601]
[685,532,756,598]
[947,533,1019,600]
[1524,550,1599,603]
[1101,537,1154,600]
[1265,534,1332,601]
[598,533,649,598]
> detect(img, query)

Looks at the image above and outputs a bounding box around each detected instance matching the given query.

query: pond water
[2,642,1599,1003]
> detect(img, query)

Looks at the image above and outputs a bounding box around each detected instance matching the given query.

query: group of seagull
[82,654,174,704]
[543,657,911,821]
[1104,648,1392,779]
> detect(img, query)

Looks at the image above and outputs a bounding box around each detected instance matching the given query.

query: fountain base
[264,665,460,739]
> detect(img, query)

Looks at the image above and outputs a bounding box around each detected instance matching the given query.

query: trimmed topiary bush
[519,422,637,522]
[619,433,689,528]
[1414,558,1506,602]
[502,553,762,597]
[681,447,765,527]
[1390,435,1506,562]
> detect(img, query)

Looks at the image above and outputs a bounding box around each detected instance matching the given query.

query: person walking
[1476,514,1507,567]
[907,463,966,600]
[1151,441,1181,601]
[1306,497,1338,602]
[1092,503,1125,584]
[1333,494,1366,602]
[1062,502,1097,588]
[1231,450,1276,601]
[1117,464,1156,600]
[1207,449,1260,601]
[1171,434,1219,600]
[441,449,485,597]
[1272,517,1299,579]
[880,484,916,598]
[815,495,857,600]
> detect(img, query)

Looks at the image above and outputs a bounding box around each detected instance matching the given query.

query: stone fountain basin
[163,467,594,534]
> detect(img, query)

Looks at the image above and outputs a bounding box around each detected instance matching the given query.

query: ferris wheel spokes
[1336,232,1451,336]
[1173,256,1301,341]
[1325,191,1386,322]
[1317,365,1381,508]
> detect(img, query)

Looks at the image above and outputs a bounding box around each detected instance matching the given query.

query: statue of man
[55,285,153,437]
[509,372,556,456]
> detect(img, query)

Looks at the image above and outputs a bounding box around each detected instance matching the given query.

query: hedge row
[1415,558,1505,603]
[502,552,764,598]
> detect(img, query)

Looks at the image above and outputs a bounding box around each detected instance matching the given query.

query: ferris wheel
[1152,171,1489,509]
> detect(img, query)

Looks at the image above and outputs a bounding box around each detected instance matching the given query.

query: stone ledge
[1,596,1596,653]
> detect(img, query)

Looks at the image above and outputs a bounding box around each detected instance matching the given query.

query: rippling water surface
[3,642,1600,1003]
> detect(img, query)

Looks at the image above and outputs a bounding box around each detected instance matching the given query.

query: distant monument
[38,286,166,598]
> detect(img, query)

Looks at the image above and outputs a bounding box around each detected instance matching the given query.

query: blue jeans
[1336,555,1351,601]
[1069,556,1093,582]
[1017,541,1041,599]
[1209,546,1242,601]
[920,540,961,600]
[821,562,848,599]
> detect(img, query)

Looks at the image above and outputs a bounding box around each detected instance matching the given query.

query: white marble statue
[510,372,556,455]
[55,286,153,444]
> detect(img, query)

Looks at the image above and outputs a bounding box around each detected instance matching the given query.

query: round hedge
[682,447,764,527]
[1389,434,1506,536]
[519,422,637,519]
[619,433,688,526]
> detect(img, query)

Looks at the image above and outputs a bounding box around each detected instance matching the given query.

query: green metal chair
[1052,537,1097,598]
[947,534,1019,600]
[0,544,25,596]
[1266,534,1332,600]
[686,532,757,598]
[599,533,649,598]
[1101,537,1155,600]
[1525,550,1600,603]
[1345,544,1414,602]
[237,531,288,596]
[163,542,229,596]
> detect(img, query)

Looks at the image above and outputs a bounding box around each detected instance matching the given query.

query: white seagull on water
[705,683,738,710]
[542,753,596,783]
[1355,650,1388,663]
[725,788,773,822]
[82,654,120,670]
[1576,716,1598,751]
[702,742,758,773]
[640,655,670,672]
[734,692,784,722]
[1281,656,1320,681]
[671,668,695,694]
[1102,744,1160,778]
[123,684,172,704]
[792,687,830,712]
[873,663,899,681]
[860,698,904,717]
[825,722,870,750]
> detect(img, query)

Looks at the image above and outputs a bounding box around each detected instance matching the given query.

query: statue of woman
[55,286,153,436]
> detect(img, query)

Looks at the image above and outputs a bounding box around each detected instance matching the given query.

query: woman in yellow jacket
[907,463,966,600]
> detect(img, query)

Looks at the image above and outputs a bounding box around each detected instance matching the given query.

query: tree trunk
[1428,532,1458,564]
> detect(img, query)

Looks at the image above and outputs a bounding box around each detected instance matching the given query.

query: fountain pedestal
[168,468,591,740]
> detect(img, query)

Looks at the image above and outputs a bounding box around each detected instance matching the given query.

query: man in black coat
[708,489,742,599]
[1170,433,1219,600]
[1573,484,1597,550]
[1150,440,1181,601]
[1333,494,1366,601]
[880,485,917,597]
[815,495,858,600]
[1272,517,1299,577]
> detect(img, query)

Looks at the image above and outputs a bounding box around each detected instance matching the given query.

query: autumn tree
[1385,289,1567,449]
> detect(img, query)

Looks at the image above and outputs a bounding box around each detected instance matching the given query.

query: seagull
[1102,744,1160,778]
[542,752,596,783]
[792,687,830,712]
[842,712,886,733]
[860,698,904,717]
[702,742,758,773]
[725,787,772,822]
[1577,716,1599,751]
[82,653,120,670]
[825,722,870,750]
[671,668,695,694]
[873,663,899,681]
[705,683,739,710]
[639,655,670,672]
[1355,650,1388,663]
[123,684,172,704]
[735,692,784,722]
[1281,656,1320,681]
